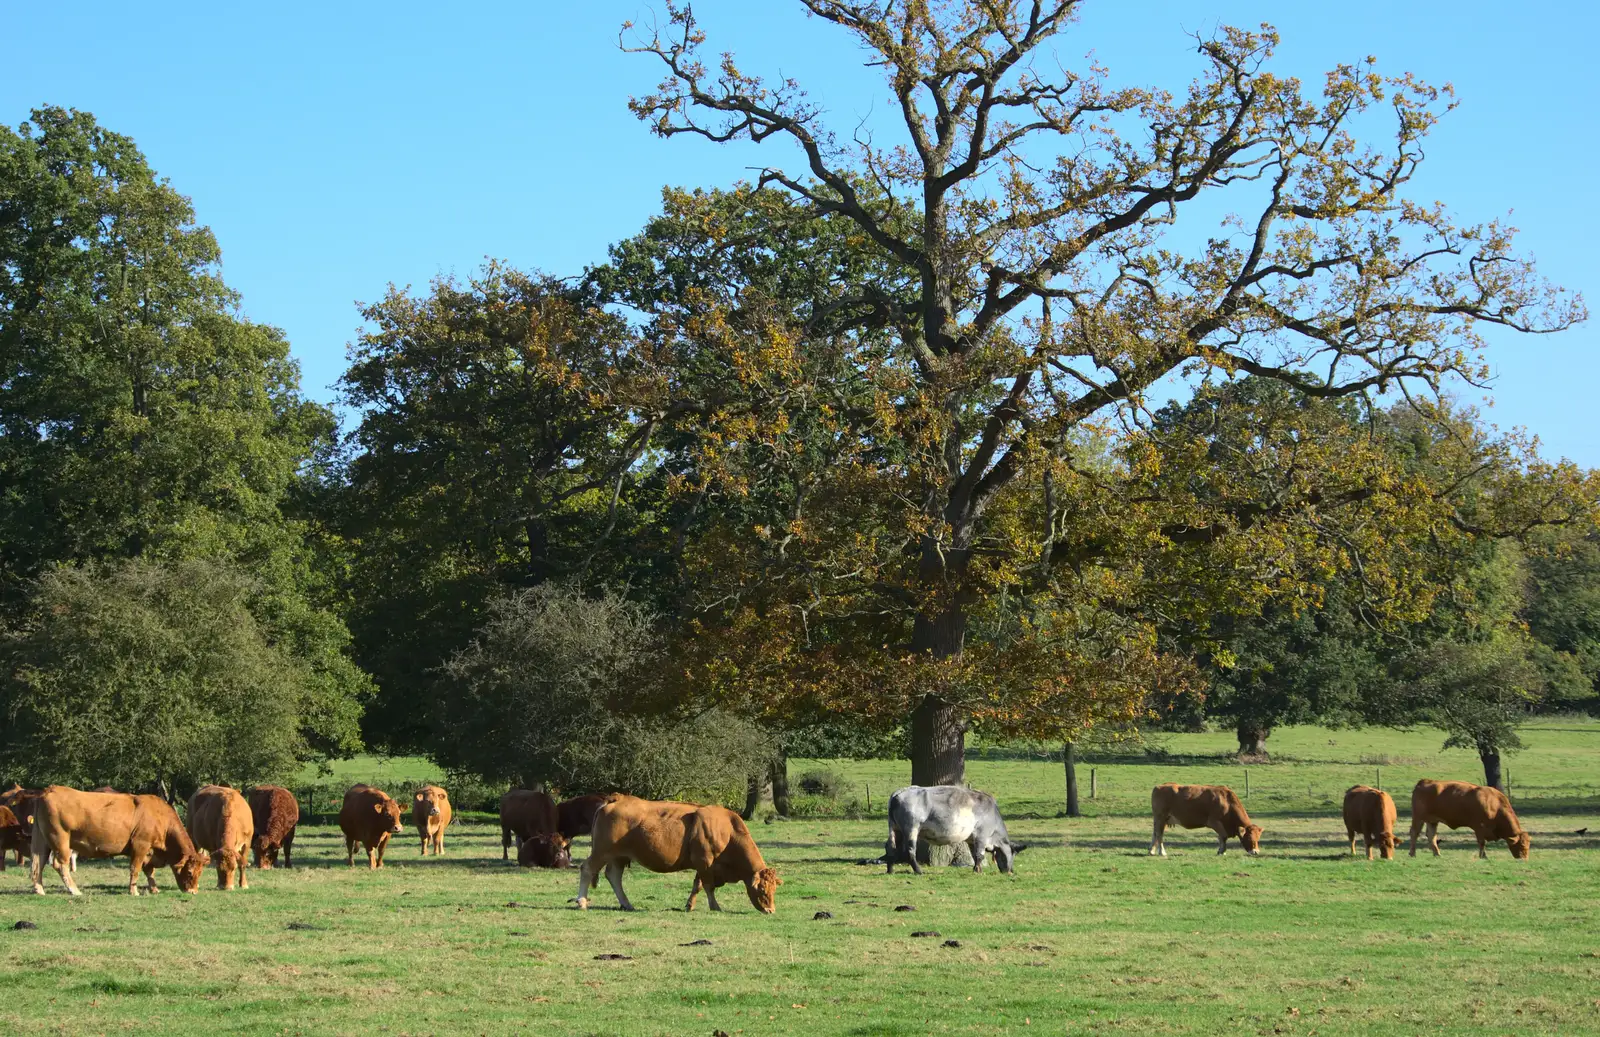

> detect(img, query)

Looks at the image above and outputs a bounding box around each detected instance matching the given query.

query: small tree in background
[0,560,358,796]
[435,584,771,804]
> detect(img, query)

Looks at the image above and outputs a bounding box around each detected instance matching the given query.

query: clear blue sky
[6,2,1595,465]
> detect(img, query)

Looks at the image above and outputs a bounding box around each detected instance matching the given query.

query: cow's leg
[345,835,357,866]
[1363,833,1374,861]
[435,829,445,856]
[604,860,634,911]
[885,827,899,875]
[1347,828,1358,856]
[1150,815,1167,856]
[705,878,722,913]
[1407,816,1423,857]
[1426,822,1441,857]
[502,823,512,861]
[1213,824,1229,856]
[1475,829,1489,859]
[239,850,249,890]
[968,836,985,873]
[377,832,391,868]
[576,854,600,909]
[29,848,45,895]
[54,845,81,896]
[905,825,923,876]
[144,858,160,895]
[126,851,147,896]
[686,873,702,912]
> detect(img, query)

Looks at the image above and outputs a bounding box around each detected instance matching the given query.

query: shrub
[796,769,848,799]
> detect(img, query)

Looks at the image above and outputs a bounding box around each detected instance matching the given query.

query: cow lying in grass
[575,794,779,913]
[30,786,207,895]
[1409,779,1531,859]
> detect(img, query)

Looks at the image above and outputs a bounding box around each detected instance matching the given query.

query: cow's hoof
[575,898,589,910]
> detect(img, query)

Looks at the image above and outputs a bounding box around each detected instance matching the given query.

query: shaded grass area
[2,803,1599,1033]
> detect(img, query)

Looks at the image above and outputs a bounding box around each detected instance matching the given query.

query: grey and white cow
[885,785,1016,875]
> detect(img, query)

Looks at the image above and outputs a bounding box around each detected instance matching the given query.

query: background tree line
[3,2,1597,803]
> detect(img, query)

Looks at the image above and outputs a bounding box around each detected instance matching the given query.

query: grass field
[3,723,1598,1035]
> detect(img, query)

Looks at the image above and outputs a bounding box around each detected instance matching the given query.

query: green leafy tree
[434,584,771,803]
[618,2,1585,784]
[0,559,356,796]
[333,266,669,751]
[0,106,371,752]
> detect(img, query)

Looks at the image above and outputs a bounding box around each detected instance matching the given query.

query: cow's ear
[25,815,33,825]
[373,802,385,814]
[416,793,425,802]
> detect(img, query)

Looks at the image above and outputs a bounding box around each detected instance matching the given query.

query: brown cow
[557,794,608,840]
[1409,779,1531,860]
[518,831,572,869]
[0,785,40,864]
[500,789,558,861]
[1150,783,1263,857]
[338,785,405,869]
[248,786,299,869]
[1342,785,1398,860]
[411,785,452,856]
[29,786,207,895]
[576,794,780,914]
[188,785,255,890]
[0,806,22,872]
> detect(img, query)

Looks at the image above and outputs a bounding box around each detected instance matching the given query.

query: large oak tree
[620,2,1584,784]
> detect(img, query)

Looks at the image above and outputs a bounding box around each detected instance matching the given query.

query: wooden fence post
[1090,768,1097,800]
[1244,768,1249,798]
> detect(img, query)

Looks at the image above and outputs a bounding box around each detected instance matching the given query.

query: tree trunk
[741,770,768,821]
[1480,745,1503,791]
[1064,741,1080,818]
[911,694,965,787]
[1236,722,1271,758]
[769,751,791,817]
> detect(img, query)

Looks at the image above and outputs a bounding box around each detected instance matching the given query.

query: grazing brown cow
[576,794,780,914]
[411,785,452,856]
[1409,779,1531,860]
[1150,783,1263,857]
[499,789,559,861]
[518,831,572,869]
[338,785,405,869]
[1342,785,1398,860]
[0,806,23,872]
[557,794,608,840]
[188,785,255,890]
[30,786,207,895]
[247,786,299,869]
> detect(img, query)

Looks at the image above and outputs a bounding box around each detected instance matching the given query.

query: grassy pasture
[1,724,1597,1036]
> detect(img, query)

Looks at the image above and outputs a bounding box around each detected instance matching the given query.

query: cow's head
[374,798,404,834]
[414,788,446,818]
[746,866,780,914]
[517,833,571,869]
[1509,831,1532,860]
[991,841,1018,874]
[1378,833,1398,860]
[1240,824,1264,856]
[174,850,209,893]
[214,848,242,890]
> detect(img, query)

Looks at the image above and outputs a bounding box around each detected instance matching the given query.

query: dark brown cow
[557,794,608,840]
[247,786,299,869]
[0,806,22,872]
[1150,783,1263,856]
[500,789,558,861]
[338,785,405,869]
[576,794,780,914]
[518,831,572,868]
[30,786,207,895]
[0,785,40,864]
[1343,785,1398,860]
[411,785,452,856]
[1409,779,1531,859]
[188,785,254,890]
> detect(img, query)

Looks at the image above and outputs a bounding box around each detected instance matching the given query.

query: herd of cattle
[0,774,1532,912]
